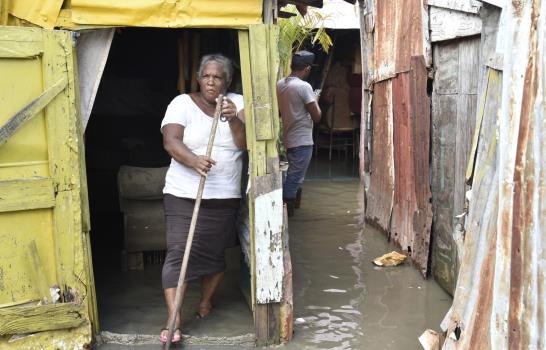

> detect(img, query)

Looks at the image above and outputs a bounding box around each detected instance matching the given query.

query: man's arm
[305,101,321,123]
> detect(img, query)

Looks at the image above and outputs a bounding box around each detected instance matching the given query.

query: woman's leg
[162,284,187,340]
[197,271,224,318]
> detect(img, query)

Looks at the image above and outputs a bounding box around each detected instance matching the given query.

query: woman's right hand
[191,155,216,176]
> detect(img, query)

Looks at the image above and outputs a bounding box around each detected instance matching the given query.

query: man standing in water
[277,51,321,216]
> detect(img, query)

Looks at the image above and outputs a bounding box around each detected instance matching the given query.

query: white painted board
[255,188,284,303]
[427,0,481,13]
[430,7,482,42]
[76,29,114,130]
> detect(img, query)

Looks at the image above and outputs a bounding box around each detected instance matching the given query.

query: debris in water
[372,251,407,267]
[418,329,441,350]
[323,289,347,293]
[329,275,339,279]
[295,318,306,324]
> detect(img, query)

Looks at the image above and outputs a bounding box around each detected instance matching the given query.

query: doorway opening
[84,27,253,341]
[306,29,362,181]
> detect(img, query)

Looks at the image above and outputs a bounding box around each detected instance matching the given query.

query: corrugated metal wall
[362,0,433,276]
[360,0,545,344]
[442,0,545,347]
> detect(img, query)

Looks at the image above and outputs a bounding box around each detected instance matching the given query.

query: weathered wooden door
[0,26,97,348]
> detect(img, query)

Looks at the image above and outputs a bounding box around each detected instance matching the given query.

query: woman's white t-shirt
[161,93,244,199]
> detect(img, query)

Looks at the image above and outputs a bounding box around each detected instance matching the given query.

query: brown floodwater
[281,179,452,350]
[96,178,451,350]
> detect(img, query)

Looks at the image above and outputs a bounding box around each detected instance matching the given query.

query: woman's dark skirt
[162,194,240,289]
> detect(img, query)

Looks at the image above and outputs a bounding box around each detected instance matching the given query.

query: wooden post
[0,0,9,26]
[239,25,288,346]
[190,31,200,93]
[358,0,371,180]
[177,31,188,94]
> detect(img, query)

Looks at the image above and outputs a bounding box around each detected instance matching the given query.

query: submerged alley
[96,179,451,349]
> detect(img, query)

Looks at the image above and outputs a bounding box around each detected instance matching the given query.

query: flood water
[282,179,452,350]
[97,178,451,350]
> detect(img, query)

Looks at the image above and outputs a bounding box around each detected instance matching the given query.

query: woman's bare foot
[196,303,213,319]
[160,327,182,344]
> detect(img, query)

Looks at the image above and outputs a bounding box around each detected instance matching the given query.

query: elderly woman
[159,54,246,343]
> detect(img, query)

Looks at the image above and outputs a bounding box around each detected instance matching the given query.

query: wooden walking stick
[165,94,224,349]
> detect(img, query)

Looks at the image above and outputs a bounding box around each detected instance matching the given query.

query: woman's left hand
[219,96,238,122]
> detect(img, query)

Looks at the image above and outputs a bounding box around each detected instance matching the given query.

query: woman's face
[198,61,227,104]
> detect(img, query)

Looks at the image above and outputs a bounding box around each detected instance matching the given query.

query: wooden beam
[278,10,296,18]
[0,177,55,212]
[263,0,278,23]
[0,303,86,335]
[249,26,274,140]
[284,0,323,8]
[0,77,67,146]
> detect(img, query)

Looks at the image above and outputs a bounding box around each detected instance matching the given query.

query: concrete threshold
[98,331,255,347]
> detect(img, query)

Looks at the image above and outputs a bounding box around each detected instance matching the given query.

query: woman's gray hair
[198,54,234,87]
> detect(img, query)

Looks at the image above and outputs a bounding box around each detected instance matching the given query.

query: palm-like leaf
[278,5,333,77]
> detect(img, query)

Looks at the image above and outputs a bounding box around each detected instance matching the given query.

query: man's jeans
[283,145,313,200]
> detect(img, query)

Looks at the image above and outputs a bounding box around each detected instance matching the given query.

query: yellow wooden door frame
[239,24,292,346]
[0,26,97,348]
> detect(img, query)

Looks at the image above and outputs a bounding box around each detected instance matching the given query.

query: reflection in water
[284,180,451,350]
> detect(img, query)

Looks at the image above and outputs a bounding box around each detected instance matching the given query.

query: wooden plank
[43,31,88,305]
[430,91,457,294]
[427,0,481,14]
[433,41,460,94]
[76,28,114,130]
[454,93,477,215]
[249,25,274,140]
[365,80,394,231]
[279,205,293,343]
[0,177,55,212]
[255,303,281,347]
[0,26,43,42]
[458,37,481,94]
[430,6,482,42]
[466,70,493,183]
[0,76,67,146]
[0,41,43,58]
[0,302,86,335]
[267,25,281,161]
[28,241,52,303]
[254,188,283,303]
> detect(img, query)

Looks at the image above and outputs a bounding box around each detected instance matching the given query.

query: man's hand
[191,155,216,176]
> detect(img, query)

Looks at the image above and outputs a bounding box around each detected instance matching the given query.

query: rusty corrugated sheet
[373,0,430,82]
[390,56,432,277]
[365,80,394,232]
[442,0,545,347]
